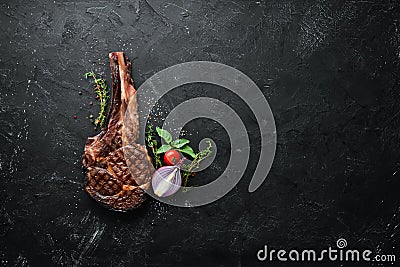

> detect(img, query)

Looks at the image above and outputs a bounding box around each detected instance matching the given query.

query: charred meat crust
[82,52,153,211]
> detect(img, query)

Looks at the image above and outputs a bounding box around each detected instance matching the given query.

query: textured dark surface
[0,0,400,266]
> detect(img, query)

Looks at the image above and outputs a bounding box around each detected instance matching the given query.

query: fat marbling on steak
[82,52,154,211]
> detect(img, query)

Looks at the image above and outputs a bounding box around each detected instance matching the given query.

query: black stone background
[1,0,400,266]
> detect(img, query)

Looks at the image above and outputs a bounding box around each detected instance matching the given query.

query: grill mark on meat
[82,52,154,211]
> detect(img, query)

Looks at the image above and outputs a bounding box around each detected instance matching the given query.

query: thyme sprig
[181,140,212,191]
[146,125,163,168]
[84,71,109,129]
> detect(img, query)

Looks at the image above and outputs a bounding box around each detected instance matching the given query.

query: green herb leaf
[84,71,93,78]
[178,145,196,158]
[156,127,172,144]
[146,125,162,168]
[181,140,213,190]
[85,71,108,128]
[156,144,172,154]
[171,138,190,148]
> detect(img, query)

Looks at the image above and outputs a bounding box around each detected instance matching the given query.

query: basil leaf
[171,138,190,148]
[156,127,172,144]
[178,145,196,158]
[156,144,172,154]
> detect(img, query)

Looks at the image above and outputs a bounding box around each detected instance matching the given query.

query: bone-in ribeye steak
[82,52,154,211]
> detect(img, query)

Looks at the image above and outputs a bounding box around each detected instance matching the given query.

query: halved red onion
[152,165,182,197]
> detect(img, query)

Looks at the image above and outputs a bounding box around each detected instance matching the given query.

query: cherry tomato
[163,150,181,166]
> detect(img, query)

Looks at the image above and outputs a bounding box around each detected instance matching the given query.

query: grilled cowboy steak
[82,52,153,211]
